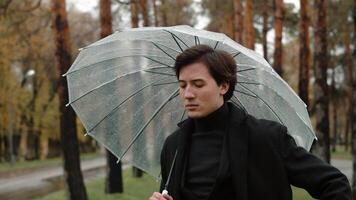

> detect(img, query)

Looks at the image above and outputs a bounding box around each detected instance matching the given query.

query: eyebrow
[178,79,205,83]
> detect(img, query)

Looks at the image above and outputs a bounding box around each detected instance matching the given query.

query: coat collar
[174,102,249,200]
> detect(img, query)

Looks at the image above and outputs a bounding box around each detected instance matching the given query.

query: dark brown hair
[174,44,237,101]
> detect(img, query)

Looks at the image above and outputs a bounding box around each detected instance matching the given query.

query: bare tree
[351,0,356,197]
[140,0,150,26]
[346,9,353,152]
[298,0,310,108]
[262,1,270,62]
[130,0,139,28]
[160,0,168,26]
[99,0,124,193]
[153,0,158,26]
[233,0,243,44]
[273,0,285,76]
[244,0,254,49]
[50,0,87,199]
[313,0,330,163]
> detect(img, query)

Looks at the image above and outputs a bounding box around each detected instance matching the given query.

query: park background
[0,0,355,199]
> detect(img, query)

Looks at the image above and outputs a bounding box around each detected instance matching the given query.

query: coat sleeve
[280,126,352,200]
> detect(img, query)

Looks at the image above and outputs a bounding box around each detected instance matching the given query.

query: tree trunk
[140,0,150,26]
[153,0,158,26]
[130,0,139,28]
[100,0,112,38]
[99,0,124,193]
[39,133,49,160]
[244,0,254,49]
[161,0,168,26]
[233,0,243,44]
[298,0,310,108]
[346,116,350,151]
[313,0,330,163]
[262,2,269,62]
[273,0,284,76]
[18,124,28,161]
[344,24,352,151]
[105,150,123,193]
[351,0,356,197]
[331,67,337,152]
[50,0,88,199]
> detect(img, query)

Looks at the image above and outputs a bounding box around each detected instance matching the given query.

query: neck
[193,103,228,132]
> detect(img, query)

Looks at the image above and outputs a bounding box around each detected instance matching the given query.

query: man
[149,45,351,200]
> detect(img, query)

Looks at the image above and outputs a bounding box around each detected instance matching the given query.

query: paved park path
[0,158,352,200]
[0,157,106,200]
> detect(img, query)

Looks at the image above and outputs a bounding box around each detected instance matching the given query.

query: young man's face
[178,62,229,118]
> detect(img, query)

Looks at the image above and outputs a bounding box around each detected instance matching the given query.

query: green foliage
[159,0,196,26]
[201,0,234,36]
[0,0,99,160]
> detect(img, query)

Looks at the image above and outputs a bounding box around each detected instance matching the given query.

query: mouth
[185,104,198,110]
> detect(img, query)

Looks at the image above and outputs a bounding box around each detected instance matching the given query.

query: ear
[219,82,229,95]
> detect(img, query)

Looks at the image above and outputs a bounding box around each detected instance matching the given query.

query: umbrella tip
[116,158,121,164]
[65,103,70,107]
[62,73,67,77]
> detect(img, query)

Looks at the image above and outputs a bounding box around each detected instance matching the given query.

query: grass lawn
[331,145,352,160]
[36,170,159,200]
[36,170,316,200]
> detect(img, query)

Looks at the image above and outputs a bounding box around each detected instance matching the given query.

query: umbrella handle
[162,189,169,195]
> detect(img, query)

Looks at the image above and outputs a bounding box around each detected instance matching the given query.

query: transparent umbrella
[64,25,316,179]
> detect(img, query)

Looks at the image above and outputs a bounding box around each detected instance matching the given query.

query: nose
[182,86,195,99]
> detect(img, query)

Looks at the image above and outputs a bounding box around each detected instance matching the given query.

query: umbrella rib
[118,88,180,160]
[232,94,248,113]
[232,52,241,58]
[169,32,183,52]
[164,30,189,51]
[236,81,261,85]
[234,89,257,98]
[152,81,178,87]
[151,42,176,61]
[144,70,175,77]
[87,78,172,133]
[214,41,219,50]
[66,67,170,106]
[64,54,173,76]
[194,36,200,45]
[236,67,256,73]
[237,81,261,85]
[239,84,284,125]
[144,56,173,68]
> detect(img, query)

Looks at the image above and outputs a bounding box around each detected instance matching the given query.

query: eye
[179,82,186,89]
[194,81,204,88]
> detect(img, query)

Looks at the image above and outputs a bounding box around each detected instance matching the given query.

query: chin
[187,111,206,119]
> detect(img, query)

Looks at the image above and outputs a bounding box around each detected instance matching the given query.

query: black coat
[159,103,351,200]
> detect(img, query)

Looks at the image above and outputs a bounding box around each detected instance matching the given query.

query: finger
[149,192,162,200]
[163,194,173,200]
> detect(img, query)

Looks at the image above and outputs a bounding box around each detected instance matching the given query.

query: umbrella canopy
[64,25,316,178]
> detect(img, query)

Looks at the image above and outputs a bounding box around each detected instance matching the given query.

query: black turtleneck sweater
[184,103,228,200]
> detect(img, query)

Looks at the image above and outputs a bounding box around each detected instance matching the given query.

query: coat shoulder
[244,113,287,146]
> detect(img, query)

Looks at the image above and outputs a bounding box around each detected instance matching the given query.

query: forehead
[178,62,213,81]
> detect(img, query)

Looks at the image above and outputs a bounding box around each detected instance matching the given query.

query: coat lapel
[227,103,248,200]
[173,118,194,199]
